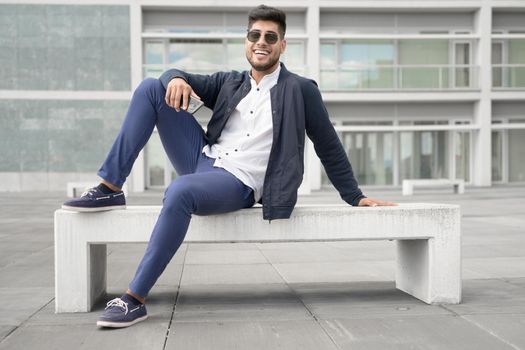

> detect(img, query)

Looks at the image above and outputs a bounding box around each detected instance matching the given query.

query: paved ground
[0,185,524,350]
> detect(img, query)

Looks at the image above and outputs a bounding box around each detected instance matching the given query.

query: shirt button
[218,157,222,159]
[226,153,229,155]
[250,111,253,114]
[247,133,250,137]
[235,149,238,152]
[257,88,260,91]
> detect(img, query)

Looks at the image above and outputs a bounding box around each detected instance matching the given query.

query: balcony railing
[320,65,479,91]
[492,64,525,89]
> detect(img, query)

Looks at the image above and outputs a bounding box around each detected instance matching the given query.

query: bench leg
[396,238,461,304]
[402,181,413,196]
[55,231,107,312]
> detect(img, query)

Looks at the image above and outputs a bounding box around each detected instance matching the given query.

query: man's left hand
[358,198,398,207]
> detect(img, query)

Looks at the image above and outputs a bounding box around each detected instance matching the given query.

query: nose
[256,33,267,45]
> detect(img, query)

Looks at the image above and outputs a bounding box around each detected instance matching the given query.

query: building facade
[0,0,524,192]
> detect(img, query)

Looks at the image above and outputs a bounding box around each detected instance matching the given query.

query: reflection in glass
[398,40,448,89]
[491,131,503,182]
[322,131,394,185]
[454,42,470,88]
[509,129,525,182]
[509,39,525,88]
[146,131,165,187]
[455,131,470,181]
[168,39,223,73]
[492,42,503,88]
[400,130,449,180]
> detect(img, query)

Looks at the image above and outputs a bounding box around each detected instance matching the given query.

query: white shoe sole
[96,315,148,328]
[61,205,126,212]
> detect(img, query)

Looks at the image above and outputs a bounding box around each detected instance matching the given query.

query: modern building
[1,0,524,192]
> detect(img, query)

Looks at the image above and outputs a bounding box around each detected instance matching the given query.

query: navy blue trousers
[98,78,255,297]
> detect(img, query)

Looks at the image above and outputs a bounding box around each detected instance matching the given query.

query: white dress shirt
[203,65,280,202]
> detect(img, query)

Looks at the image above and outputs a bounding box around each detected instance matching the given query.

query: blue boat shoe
[97,297,148,328]
[62,187,126,212]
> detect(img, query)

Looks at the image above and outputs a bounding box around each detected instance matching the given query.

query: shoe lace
[105,298,129,315]
[81,187,97,198]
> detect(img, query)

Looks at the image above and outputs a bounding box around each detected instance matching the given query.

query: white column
[129,3,145,192]
[305,1,322,190]
[472,2,492,186]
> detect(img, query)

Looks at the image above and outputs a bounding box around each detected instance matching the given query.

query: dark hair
[248,5,286,38]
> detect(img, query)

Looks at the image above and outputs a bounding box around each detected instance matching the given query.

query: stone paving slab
[463,313,525,349]
[257,241,396,263]
[0,322,168,350]
[0,288,53,326]
[273,260,394,283]
[184,248,268,265]
[180,264,285,285]
[174,283,311,322]
[292,282,453,319]
[320,315,516,350]
[443,279,525,315]
[165,320,340,350]
[463,257,525,279]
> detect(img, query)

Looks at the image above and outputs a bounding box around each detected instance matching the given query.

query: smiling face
[245,20,286,77]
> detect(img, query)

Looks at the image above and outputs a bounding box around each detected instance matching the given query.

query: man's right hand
[164,77,201,112]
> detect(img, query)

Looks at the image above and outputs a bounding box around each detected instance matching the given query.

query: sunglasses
[246,30,279,44]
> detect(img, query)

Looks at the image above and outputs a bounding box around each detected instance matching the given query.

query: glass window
[320,42,337,67]
[455,131,470,181]
[509,129,525,182]
[146,131,165,187]
[398,40,448,89]
[322,131,394,186]
[145,41,164,65]
[168,39,223,73]
[508,39,525,88]
[399,130,449,180]
[0,99,128,172]
[340,40,394,89]
[454,42,470,88]
[492,130,503,182]
[0,4,130,91]
[281,41,305,75]
[492,42,503,88]
[226,39,246,71]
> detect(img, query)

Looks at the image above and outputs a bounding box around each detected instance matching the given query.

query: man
[63,5,395,328]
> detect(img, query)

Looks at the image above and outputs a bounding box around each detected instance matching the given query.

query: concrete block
[54,204,461,312]
[402,178,465,196]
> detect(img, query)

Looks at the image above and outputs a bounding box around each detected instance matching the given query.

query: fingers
[359,198,398,207]
[164,78,198,112]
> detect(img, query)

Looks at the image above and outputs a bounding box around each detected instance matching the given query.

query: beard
[246,53,280,72]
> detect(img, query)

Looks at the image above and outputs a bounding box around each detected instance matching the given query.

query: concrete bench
[54,204,461,313]
[402,179,465,196]
[66,182,128,198]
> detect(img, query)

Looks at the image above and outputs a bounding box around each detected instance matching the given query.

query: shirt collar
[250,64,281,90]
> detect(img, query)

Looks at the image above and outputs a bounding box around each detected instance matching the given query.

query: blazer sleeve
[302,80,366,206]
[159,68,232,110]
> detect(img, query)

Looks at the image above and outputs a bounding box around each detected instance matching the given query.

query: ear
[280,39,287,54]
